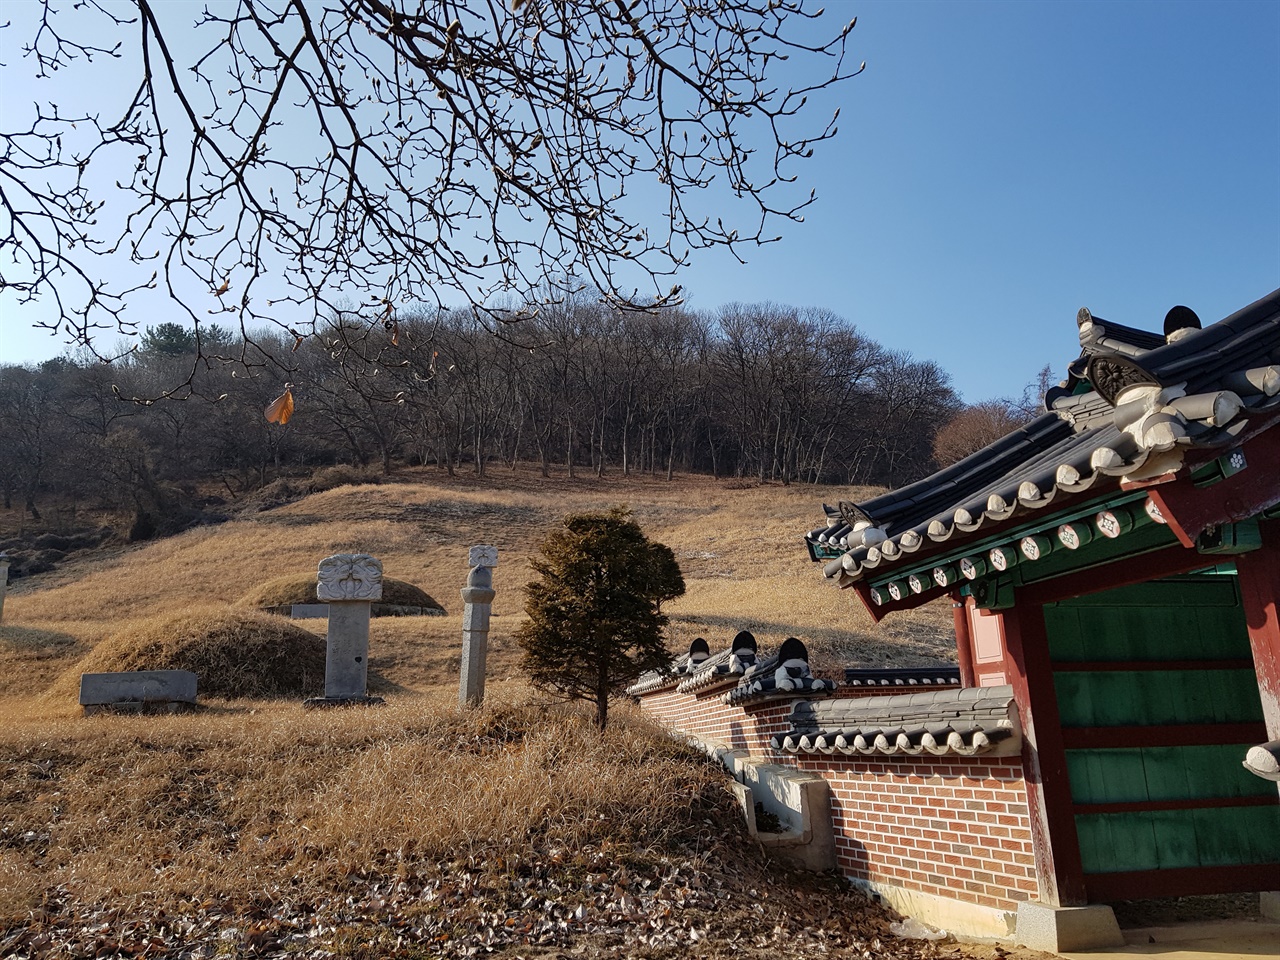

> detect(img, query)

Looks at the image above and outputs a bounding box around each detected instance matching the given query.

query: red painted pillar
[952,595,976,687]
[1001,599,1088,907]
[1237,519,1280,741]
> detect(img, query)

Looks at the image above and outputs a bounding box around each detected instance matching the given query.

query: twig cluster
[1,0,860,390]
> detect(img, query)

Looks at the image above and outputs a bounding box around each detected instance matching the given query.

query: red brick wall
[643,688,793,756]
[639,688,1039,912]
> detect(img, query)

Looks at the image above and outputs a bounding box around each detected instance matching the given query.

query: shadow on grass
[0,624,87,653]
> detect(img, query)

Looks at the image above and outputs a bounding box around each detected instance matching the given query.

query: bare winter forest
[0,300,976,547]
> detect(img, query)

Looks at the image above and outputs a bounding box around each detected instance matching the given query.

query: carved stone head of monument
[468,544,498,568]
[316,553,384,602]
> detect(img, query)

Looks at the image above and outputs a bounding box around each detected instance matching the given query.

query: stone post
[0,556,9,625]
[459,545,497,707]
[304,553,385,707]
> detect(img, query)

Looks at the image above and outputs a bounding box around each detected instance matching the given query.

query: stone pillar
[459,545,497,708]
[304,553,385,707]
[0,556,9,625]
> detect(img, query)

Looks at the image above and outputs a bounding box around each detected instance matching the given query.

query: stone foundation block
[1015,901,1123,952]
[1262,891,1280,921]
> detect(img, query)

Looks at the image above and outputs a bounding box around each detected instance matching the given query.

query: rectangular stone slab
[291,603,331,619]
[324,602,371,699]
[80,670,198,706]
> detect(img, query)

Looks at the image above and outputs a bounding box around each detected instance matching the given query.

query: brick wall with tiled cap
[639,686,1038,913]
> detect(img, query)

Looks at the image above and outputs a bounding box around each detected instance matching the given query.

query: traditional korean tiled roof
[843,666,961,687]
[771,684,1020,758]
[627,669,683,697]
[721,637,837,705]
[675,631,760,694]
[629,633,762,697]
[806,290,1280,589]
[627,637,714,696]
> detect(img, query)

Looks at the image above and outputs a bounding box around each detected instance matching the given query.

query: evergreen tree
[140,322,234,355]
[140,323,198,356]
[517,507,685,729]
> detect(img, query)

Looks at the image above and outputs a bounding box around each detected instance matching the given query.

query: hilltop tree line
[0,298,973,535]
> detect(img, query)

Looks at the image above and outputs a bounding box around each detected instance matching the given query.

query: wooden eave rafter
[851,488,1169,619]
[854,421,1280,619]
[1148,423,1280,548]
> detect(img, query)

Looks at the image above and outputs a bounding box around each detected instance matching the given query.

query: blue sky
[2,0,1277,403]
[682,0,1280,400]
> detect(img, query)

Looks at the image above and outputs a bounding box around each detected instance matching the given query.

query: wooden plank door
[1044,575,1280,901]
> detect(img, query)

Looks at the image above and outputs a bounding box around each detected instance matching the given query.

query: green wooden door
[1045,575,1280,901]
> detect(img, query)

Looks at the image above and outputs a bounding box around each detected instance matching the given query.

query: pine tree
[516,507,685,729]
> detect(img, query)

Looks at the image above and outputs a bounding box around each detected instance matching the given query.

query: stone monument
[459,545,497,707]
[80,670,198,715]
[304,552,385,708]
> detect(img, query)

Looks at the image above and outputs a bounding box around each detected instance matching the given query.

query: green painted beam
[861,489,1166,595]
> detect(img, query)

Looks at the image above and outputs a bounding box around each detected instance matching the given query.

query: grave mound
[48,608,328,700]
[238,573,445,616]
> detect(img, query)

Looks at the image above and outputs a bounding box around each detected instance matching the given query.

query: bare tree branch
[1,0,860,394]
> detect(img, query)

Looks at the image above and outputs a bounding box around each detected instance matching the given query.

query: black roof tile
[772,684,1020,758]
[807,289,1280,597]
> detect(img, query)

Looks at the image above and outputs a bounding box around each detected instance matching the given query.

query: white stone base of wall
[851,877,1016,942]
[686,734,836,872]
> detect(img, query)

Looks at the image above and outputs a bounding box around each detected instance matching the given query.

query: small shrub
[517,507,685,729]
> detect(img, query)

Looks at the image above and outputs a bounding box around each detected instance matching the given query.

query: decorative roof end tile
[1055,463,1081,486]
[1089,446,1125,470]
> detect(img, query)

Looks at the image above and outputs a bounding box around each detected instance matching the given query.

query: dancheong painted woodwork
[802,288,1280,910]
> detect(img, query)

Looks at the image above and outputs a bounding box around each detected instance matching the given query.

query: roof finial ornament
[1164,305,1202,344]
[837,501,874,528]
[1086,354,1162,406]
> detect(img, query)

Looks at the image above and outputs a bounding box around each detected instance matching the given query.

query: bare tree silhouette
[1,0,861,394]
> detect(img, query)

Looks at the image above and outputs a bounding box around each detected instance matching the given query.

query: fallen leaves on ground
[1,846,1014,959]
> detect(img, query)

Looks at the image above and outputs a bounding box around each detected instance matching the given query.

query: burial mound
[49,609,328,700]
[238,573,445,616]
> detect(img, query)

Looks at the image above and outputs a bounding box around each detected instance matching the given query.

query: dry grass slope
[1,698,730,917]
[2,470,957,705]
[0,470,986,958]
[0,626,89,699]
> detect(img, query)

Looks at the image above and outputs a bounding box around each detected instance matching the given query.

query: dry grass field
[2,469,955,699]
[0,468,1010,960]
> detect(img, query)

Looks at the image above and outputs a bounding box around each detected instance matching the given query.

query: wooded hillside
[1,300,961,535]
